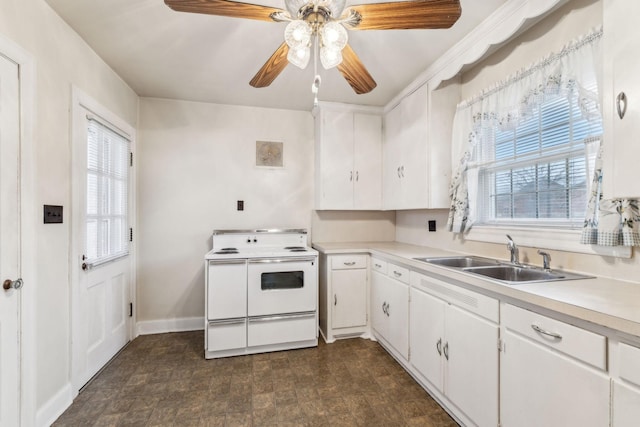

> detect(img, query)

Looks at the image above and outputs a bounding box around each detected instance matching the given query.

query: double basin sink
[413,255,593,285]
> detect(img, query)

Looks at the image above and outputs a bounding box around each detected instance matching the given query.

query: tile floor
[53,332,458,426]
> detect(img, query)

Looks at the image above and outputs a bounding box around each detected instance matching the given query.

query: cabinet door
[382,104,403,209]
[613,381,640,427]
[410,287,445,391]
[353,113,382,209]
[370,270,387,338]
[445,305,498,427]
[331,269,367,329]
[207,260,247,319]
[603,0,640,198]
[399,85,428,209]
[319,110,354,208]
[386,277,409,360]
[501,329,610,427]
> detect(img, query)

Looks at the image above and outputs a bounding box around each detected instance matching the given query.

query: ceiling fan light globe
[320,46,343,69]
[285,20,311,49]
[287,46,311,69]
[320,22,348,50]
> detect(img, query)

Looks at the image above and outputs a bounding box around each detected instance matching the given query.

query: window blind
[86,118,130,263]
[474,84,602,228]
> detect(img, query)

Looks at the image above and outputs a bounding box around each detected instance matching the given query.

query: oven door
[247,257,317,317]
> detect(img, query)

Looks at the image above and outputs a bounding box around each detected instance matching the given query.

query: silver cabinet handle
[208,318,245,326]
[386,303,390,317]
[334,294,337,306]
[393,270,402,277]
[355,171,359,181]
[350,171,353,181]
[343,261,356,266]
[436,338,442,356]
[443,342,449,360]
[400,165,405,178]
[531,324,563,340]
[374,263,382,268]
[397,166,401,178]
[617,91,628,119]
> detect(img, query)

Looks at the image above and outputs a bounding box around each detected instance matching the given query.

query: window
[86,118,130,263]
[475,90,602,228]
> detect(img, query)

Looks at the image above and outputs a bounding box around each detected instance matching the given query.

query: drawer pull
[436,338,442,356]
[617,91,628,119]
[343,261,356,266]
[393,271,402,277]
[531,324,562,340]
[374,263,382,268]
[443,342,449,360]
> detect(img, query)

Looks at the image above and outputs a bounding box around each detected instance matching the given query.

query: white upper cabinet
[315,106,382,210]
[602,0,640,198]
[382,81,458,210]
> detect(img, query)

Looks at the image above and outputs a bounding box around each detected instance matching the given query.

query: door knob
[3,278,23,290]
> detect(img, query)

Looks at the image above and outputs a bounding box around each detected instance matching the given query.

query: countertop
[312,241,640,339]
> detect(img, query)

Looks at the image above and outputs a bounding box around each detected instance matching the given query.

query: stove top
[205,229,317,260]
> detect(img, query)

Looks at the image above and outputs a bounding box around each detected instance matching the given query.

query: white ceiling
[45,0,506,111]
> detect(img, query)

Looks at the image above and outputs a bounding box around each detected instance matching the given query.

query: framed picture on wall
[255,141,284,168]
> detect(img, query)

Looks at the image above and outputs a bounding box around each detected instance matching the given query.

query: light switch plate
[44,205,63,224]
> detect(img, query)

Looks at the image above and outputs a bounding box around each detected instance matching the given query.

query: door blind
[86,118,129,263]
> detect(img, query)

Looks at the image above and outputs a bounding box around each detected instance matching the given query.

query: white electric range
[204,229,318,359]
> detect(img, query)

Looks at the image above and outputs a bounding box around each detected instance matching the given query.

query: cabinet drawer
[248,313,316,347]
[331,255,367,270]
[619,342,640,387]
[388,263,410,284]
[207,318,246,352]
[503,304,606,370]
[371,258,387,274]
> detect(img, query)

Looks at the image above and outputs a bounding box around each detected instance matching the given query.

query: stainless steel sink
[413,256,499,268]
[414,255,593,285]
[462,265,564,282]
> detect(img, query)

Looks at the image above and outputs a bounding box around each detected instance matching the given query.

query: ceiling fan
[165,0,461,95]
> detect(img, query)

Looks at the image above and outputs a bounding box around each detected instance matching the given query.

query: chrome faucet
[538,250,551,271]
[506,235,521,265]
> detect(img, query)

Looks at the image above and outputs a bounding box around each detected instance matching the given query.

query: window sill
[465,225,632,259]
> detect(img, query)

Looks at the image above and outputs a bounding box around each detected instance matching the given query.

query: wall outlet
[44,205,63,223]
[428,220,436,232]
[237,200,244,211]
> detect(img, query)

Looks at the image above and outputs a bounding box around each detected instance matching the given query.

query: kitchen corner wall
[311,210,396,243]
[396,0,640,284]
[137,98,314,328]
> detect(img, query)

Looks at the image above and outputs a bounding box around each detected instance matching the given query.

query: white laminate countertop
[312,241,640,339]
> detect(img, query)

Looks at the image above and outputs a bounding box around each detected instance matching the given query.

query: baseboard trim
[136,316,204,335]
[36,382,73,427]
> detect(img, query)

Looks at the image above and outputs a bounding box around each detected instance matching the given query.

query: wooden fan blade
[165,0,284,22]
[337,44,377,95]
[346,0,461,30]
[250,42,290,88]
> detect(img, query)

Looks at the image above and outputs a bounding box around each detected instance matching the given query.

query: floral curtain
[446,28,608,233]
[580,142,640,246]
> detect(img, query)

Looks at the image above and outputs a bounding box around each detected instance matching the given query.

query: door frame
[69,86,137,394]
[0,32,37,426]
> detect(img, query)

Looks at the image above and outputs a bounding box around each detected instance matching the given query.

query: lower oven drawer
[207,318,246,352]
[247,312,316,347]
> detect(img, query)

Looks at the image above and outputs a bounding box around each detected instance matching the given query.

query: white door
[353,113,382,210]
[72,94,133,389]
[320,110,354,209]
[0,53,21,427]
[409,287,445,391]
[331,268,367,329]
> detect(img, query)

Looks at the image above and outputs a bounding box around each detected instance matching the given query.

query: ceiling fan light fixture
[320,45,343,69]
[284,20,312,49]
[284,0,309,18]
[320,21,347,49]
[321,0,347,18]
[287,45,311,69]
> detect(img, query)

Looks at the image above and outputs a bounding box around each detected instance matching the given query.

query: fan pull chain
[312,33,320,107]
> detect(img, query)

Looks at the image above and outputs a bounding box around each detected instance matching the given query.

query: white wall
[0,0,139,416]
[137,98,315,325]
[312,210,396,243]
[397,0,640,283]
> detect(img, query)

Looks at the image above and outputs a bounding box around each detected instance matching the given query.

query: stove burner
[214,248,239,254]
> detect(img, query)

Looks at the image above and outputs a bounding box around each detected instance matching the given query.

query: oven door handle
[208,318,246,326]
[249,312,316,323]
[208,259,246,265]
[248,257,316,264]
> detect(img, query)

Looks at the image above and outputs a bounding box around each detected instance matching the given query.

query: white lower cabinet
[500,304,610,427]
[371,259,409,360]
[319,254,368,342]
[612,342,640,426]
[410,271,499,427]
